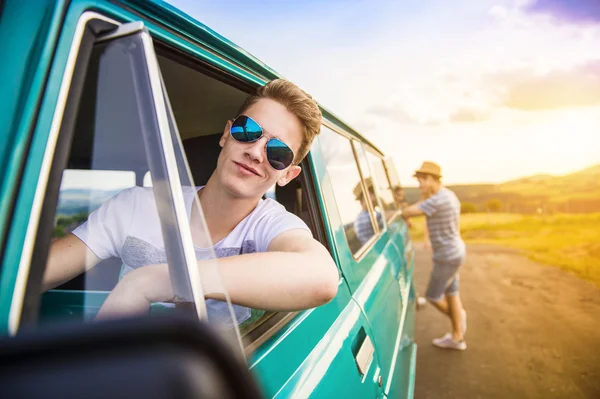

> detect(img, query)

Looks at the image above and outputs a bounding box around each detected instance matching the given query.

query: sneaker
[461,309,467,335]
[432,333,467,350]
[417,296,427,308]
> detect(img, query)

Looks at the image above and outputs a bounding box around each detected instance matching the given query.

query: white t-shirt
[73,186,310,325]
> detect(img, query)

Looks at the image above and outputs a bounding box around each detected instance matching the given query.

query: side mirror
[0,315,263,399]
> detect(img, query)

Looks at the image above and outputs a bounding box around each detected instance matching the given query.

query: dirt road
[413,244,600,399]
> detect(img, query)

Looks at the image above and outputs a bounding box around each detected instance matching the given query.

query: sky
[165,0,600,185]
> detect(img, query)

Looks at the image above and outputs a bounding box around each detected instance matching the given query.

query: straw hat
[353,177,375,199]
[413,161,442,178]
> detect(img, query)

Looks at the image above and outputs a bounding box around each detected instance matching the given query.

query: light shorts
[425,255,465,301]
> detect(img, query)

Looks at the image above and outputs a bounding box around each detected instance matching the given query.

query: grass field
[409,212,600,286]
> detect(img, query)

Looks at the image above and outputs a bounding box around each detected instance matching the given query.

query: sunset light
[168,0,600,185]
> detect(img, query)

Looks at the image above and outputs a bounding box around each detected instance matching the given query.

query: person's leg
[446,292,464,341]
[425,261,457,317]
[427,296,449,315]
[428,258,467,350]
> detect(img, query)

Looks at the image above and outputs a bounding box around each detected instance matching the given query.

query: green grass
[410,212,600,286]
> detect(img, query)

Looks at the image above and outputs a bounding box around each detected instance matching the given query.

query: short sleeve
[72,188,136,259]
[418,195,438,217]
[253,201,311,253]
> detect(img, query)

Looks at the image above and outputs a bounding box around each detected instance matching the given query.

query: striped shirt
[418,188,465,261]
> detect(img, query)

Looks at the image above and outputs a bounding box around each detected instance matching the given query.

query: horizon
[405,160,600,187]
[166,0,600,185]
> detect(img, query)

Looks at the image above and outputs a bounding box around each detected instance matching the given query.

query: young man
[43,79,339,323]
[400,161,468,350]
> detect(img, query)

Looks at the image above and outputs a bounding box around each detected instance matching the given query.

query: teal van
[0,0,417,397]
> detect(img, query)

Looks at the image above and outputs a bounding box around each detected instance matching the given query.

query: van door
[248,285,384,398]
[316,126,413,396]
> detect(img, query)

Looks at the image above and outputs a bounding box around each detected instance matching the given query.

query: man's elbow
[312,261,339,306]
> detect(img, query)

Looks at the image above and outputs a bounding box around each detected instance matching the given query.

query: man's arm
[42,233,101,291]
[401,203,425,219]
[96,229,339,318]
[209,229,339,310]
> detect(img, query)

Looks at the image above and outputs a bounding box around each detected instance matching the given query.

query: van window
[319,127,377,255]
[353,142,384,233]
[156,50,324,341]
[366,151,398,221]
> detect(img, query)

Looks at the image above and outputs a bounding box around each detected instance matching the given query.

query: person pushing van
[400,161,468,350]
[42,79,339,322]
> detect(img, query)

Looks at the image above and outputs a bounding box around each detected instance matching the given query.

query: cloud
[364,105,416,124]
[525,0,600,24]
[449,108,491,123]
[490,59,600,110]
[366,102,493,125]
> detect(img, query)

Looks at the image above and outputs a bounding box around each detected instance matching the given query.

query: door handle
[355,335,374,375]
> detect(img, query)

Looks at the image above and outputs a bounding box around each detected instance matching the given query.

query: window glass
[320,127,376,254]
[383,158,407,209]
[366,151,398,220]
[54,170,135,239]
[353,142,384,233]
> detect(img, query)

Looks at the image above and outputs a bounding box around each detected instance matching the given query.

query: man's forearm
[401,203,424,219]
[203,249,339,311]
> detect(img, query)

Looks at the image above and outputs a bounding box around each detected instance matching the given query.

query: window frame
[10,12,119,334]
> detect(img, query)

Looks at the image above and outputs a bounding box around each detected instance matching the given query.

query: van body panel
[0,0,69,323]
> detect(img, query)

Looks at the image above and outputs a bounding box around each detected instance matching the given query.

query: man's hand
[95,264,173,319]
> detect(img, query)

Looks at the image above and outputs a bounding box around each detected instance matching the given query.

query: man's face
[216,98,303,200]
[393,188,404,203]
[416,174,435,196]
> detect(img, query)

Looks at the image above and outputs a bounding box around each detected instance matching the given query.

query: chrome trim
[355,335,374,376]
[244,311,299,356]
[352,232,379,261]
[139,30,208,320]
[8,12,120,335]
[96,21,144,42]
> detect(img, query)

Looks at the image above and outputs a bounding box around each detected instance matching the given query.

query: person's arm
[401,203,425,219]
[96,229,339,318]
[43,188,135,292]
[423,222,431,251]
[42,234,101,292]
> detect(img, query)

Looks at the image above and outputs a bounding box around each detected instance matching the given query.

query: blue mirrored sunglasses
[229,115,295,170]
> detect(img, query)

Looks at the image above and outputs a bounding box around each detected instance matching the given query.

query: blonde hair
[238,79,322,163]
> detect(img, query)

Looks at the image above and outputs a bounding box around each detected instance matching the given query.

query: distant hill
[57,188,121,216]
[403,163,600,214]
